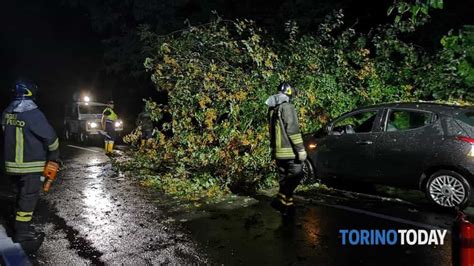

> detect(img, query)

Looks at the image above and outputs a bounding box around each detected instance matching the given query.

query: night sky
[1,0,473,129]
[1,0,102,127]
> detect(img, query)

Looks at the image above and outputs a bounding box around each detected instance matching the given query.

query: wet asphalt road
[0,142,468,265]
[183,194,456,265]
[0,143,207,265]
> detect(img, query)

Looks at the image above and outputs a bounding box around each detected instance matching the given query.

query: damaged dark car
[303,102,474,209]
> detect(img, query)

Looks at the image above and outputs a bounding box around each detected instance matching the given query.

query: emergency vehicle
[63,96,123,143]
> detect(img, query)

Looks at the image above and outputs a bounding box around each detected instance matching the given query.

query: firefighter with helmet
[136,106,153,147]
[1,80,60,252]
[102,100,118,154]
[266,82,307,215]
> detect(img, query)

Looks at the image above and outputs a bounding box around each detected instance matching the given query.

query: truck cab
[64,101,123,143]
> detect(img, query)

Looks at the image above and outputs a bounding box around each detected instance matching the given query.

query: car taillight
[457,136,474,157]
[457,136,474,144]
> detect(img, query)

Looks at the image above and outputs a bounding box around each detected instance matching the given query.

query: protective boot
[284,196,295,216]
[270,193,295,216]
[107,141,114,154]
[104,141,109,154]
[13,223,45,254]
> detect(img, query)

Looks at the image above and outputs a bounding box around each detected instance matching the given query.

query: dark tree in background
[65,0,473,76]
[0,0,102,127]
[64,0,391,79]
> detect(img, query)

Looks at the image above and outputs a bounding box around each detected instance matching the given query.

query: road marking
[329,187,417,206]
[297,196,450,231]
[67,145,100,153]
[326,203,449,231]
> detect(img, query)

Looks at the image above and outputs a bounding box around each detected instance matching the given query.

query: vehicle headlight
[89,122,98,129]
[115,121,123,128]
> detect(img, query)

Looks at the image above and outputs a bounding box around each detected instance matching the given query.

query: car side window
[386,110,433,132]
[331,111,378,135]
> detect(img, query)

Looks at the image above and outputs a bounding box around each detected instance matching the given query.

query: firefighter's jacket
[2,100,59,175]
[137,111,153,131]
[266,94,304,160]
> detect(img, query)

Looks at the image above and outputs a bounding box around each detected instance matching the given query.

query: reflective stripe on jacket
[268,102,304,160]
[2,106,59,175]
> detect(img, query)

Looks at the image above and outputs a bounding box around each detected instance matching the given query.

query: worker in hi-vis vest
[102,100,118,155]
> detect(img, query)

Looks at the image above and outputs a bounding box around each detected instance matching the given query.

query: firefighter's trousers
[10,174,42,231]
[276,159,303,198]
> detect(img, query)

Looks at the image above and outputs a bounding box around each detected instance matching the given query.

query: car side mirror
[327,124,342,136]
[326,124,332,134]
[345,125,355,134]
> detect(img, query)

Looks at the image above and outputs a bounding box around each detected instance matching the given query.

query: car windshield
[456,111,474,127]
[79,105,106,115]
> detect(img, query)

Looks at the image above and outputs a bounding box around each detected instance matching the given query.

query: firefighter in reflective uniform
[266,82,307,215]
[102,100,118,155]
[1,80,59,250]
[136,107,153,147]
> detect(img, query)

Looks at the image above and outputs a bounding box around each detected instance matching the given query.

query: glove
[297,150,307,163]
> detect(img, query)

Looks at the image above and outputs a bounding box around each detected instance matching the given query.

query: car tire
[79,131,89,144]
[425,170,471,210]
[301,159,318,185]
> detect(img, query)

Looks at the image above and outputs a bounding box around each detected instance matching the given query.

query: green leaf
[395,15,401,24]
[387,5,395,16]
[411,5,421,16]
[421,6,429,15]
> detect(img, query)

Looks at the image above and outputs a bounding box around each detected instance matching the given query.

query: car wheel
[79,132,88,144]
[426,170,471,209]
[301,159,317,185]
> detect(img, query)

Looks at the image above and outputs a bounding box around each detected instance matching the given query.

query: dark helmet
[278,82,297,98]
[14,80,38,100]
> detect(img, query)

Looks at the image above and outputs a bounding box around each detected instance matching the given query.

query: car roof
[355,102,473,116]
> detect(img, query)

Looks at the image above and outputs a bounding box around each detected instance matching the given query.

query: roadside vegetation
[120,0,473,200]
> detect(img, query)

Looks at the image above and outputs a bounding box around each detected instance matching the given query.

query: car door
[316,109,383,181]
[374,108,438,186]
